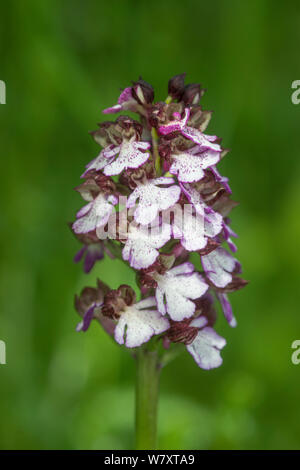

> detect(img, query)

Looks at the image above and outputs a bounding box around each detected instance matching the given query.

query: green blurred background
[1,0,300,450]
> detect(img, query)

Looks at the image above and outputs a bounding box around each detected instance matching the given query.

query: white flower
[201,247,240,288]
[122,221,171,270]
[104,138,150,176]
[127,177,181,225]
[154,262,208,321]
[170,146,220,183]
[114,297,169,348]
[73,193,118,234]
[181,183,223,238]
[187,317,226,370]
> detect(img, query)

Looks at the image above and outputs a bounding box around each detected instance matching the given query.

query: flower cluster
[71,74,247,370]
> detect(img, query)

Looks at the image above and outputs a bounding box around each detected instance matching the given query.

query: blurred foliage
[0,0,300,450]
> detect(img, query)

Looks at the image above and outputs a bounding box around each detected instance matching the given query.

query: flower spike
[71,74,246,371]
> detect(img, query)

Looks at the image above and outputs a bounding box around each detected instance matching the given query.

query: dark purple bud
[115,115,143,139]
[132,78,154,105]
[182,83,202,105]
[102,284,136,319]
[75,280,109,317]
[168,73,186,100]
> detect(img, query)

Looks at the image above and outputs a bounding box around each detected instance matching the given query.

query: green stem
[151,127,161,176]
[135,347,160,450]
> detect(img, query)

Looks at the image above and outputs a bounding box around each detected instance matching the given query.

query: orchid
[153,262,208,321]
[201,246,241,288]
[169,146,220,183]
[122,221,171,270]
[70,74,247,449]
[127,176,181,225]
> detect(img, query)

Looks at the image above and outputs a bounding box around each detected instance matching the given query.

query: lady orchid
[71,74,247,449]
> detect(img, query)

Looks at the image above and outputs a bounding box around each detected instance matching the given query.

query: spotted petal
[158,108,190,135]
[73,193,118,234]
[122,222,171,270]
[155,262,208,320]
[114,297,170,348]
[127,177,181,225]
[186,326,226,369]
[181,183,223,238]
[103,139,150,176]
[171,205,207,251]
[181,126,221,152]
[103,87,137,114]
[170,147,220,183]
[201,247,239,288]
[82,145,119,177]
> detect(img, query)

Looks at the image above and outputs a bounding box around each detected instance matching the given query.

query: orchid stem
[151,127,161,176]
[135,347,160,450]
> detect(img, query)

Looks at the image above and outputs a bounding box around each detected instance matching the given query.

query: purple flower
[201,247,240,288]
[222,220,238,253]
[75,281,114,334]
[72,74,247,371]
[74,242,104,273]
[210,166,232,194]
[154,262,208,321]
[114,297,169,348]
[70,226,106,273]
[122,221,171,270]
[158,108,190,135]
[103,87,137,114]
[217,293,237,327]
[158,107,221,153]
[127,177,181,225]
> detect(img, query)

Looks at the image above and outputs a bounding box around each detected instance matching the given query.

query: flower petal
[201,247,238,288]
[81,146,118,177]
[73,193,117,234]
[182,126,221,152]
[127,177,181,225]
[170,148,220,183]
[76,304,96,332]
[158,108,190,135]
[103,87,137,114]
[187,327,226,369]
[217,293,237,327]
[122,222,171,270]
[114,305,169,348]
[155,266,208,321]
[104,140,150,176]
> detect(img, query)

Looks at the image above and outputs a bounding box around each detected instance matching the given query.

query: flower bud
[168,73,186,100]
[182,83,202,105]
[102,285,136,319]
[132,79,154,105]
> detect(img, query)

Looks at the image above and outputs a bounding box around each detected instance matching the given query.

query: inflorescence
[71,74,247,370]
